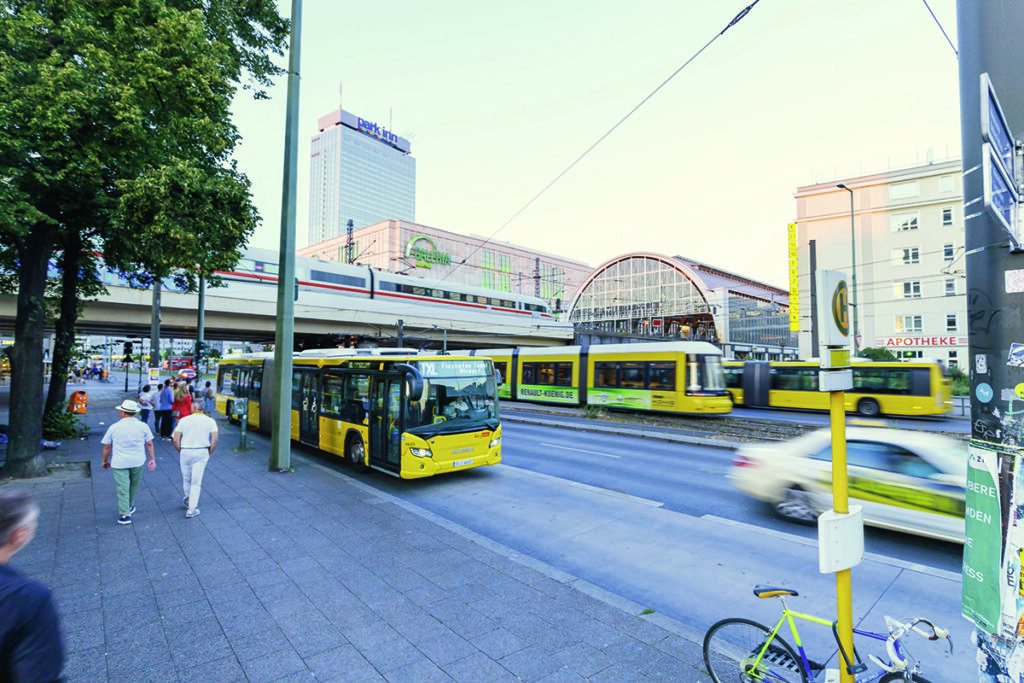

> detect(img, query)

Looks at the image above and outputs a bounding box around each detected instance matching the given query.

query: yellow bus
[722,359,952,417]
[216,349,503,478]
[470,341,732,415]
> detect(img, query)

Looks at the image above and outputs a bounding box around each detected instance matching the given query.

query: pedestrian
[201,380,214,415]
[172,381,193,426]
[172,398,218,519]
[100,399,156,525]
[156,379,174,440]
[0,489,64,682]
[137,384,154,429]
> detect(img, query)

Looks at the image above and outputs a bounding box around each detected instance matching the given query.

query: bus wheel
[346,436,368,473]
[857,398,881,417]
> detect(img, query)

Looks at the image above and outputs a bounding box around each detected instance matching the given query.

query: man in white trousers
[172,397,218,519]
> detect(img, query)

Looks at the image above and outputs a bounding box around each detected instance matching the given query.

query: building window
[946,314,957,332]
[893,247,920,266]
[942,207,953,226]
[943,243,955,261]
[949,350,958,368]
[896,281,921,298]
[889,181,919,200]
[891,212,919,232]
[945,279,956,296]
[895,315,923,333]
[940,174,955,193]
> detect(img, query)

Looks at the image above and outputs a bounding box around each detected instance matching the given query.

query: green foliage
[858,347,898,361]
[42,404,89,440]
[949,365,969,396]
[584,405,610,420]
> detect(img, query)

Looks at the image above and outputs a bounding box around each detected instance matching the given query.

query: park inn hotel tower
[308,103,416,245]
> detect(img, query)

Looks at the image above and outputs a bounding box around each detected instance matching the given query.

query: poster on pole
[964,444,1006,633]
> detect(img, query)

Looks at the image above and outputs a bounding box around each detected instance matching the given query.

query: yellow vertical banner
[788,223,800,331]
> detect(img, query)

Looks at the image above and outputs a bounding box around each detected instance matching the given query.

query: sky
[230,0,961,290]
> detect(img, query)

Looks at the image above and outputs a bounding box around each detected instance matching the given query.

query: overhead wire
[439,0,762,283]
[921,0,957,58]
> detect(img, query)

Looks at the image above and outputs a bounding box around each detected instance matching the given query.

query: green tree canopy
[0,0,288,477]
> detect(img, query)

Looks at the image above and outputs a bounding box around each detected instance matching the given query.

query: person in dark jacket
[0,489,64,682]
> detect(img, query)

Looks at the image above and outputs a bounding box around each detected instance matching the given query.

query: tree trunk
[44,240,82,417]
[1,226,56,479]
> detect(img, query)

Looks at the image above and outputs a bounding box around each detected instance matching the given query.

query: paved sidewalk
[0,378,709,682]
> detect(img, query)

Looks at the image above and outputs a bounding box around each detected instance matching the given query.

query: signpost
[981,73,1021,248]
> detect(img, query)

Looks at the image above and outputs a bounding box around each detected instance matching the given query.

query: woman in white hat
[99,400,156,525]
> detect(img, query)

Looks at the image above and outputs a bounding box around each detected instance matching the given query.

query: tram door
[293,368,320,447]
[368,374,403,473]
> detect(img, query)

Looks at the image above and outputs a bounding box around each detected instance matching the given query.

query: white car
[729,427,967,543]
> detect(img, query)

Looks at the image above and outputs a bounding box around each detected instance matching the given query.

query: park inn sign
[874,336,968,347]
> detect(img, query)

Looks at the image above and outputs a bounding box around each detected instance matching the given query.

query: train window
[236,259,255,273]
[431,289,443,298]
[378,281,398,291]
[501,300,515,308]
[595,362,618,388]
[555,363,573,387]
[475,295,488,304]
[620,363,645,388]
[538,363,555,385]
[412,286,427,296]
[311,270,366,288]
[521,362,537,384]
[647,362,675,390]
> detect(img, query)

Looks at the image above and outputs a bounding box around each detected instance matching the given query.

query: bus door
[293,368,320,447]
[369,374,403,473]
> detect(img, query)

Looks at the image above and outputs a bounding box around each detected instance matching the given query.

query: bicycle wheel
[878,673,933,683]
[703,617,809,683]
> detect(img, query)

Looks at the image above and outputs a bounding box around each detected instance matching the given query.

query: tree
[858,346,898,362]
[0,0,287,478]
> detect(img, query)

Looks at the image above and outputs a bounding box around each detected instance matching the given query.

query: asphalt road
[346,419,971,682]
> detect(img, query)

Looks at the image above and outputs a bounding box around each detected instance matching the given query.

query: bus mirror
[394,363,424,402]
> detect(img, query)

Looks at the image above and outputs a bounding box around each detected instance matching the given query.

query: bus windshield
[405,360,499,436]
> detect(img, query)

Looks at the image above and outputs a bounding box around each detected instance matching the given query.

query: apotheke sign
[875,336,967,347]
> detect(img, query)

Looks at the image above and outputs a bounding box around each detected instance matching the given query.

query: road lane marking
[701,515,960,581]
[503,465,663,507]
[540,442,621,459]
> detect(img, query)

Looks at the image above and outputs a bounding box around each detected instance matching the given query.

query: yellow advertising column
[815,270,863,683]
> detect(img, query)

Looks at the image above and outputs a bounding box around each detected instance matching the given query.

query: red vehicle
[162,356,194,372]
[178,368,198,380]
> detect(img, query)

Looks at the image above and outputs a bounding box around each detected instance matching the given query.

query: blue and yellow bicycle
[702,585,953,682]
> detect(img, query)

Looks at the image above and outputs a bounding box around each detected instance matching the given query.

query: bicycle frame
[750,597,905,683]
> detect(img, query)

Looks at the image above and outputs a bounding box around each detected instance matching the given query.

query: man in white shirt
[172,398,218,519]
[100,400,156,525]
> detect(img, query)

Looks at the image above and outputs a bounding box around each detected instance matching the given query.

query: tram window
[620,363,645,389]
[556,363,573,386]
[648,362,675,390]
[595,362,618,388]
[493,362,507,384]
[522,362,537,384]
[538,363,555,385]
[722,365,742,389]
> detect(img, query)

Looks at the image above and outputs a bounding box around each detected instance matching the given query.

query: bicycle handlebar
[867,617,953,673]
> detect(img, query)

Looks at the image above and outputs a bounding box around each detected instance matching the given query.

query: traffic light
[123,341,133,354]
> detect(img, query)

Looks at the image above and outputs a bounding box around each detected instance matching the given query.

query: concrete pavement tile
[473,626,526,660]
[534,668,588,682]
[598,635,657,670]
[246,567,293,589]
[105,649,178,682]
[60,606,105,653]
[653,632,704,664]
[53,586,103,617]
[241,647,307,682]
[168,631,234,670]
[159,598,216,627]
[385,658,455,682]
[499,643,566,681]
[638,651,701,680]
[102,590,160,627]
[283,620,350,659]
[442,651,518,682]
[404,583,450,608]
[427,598,499,639]
[217,608,278,641]
[227,625,290,661]
[410,630,478,667]
[386,610,451,643]
[153,585,205,612]
[179,654,247,682]
[343,619,402,650]
[359,636,434,674]
[195,566,247,591]
[588,663,651,682]
[551,642,614,678]
[164,614,225,648]
[595,610,671,647]
[60,644,106,682]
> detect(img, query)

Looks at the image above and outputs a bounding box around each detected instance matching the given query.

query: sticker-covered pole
[957,2,1024,676]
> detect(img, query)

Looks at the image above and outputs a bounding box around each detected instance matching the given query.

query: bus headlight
[489,437,501,449]
[409,447,433,458]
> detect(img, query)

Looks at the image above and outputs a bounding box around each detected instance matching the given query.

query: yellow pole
[830,389,855,683]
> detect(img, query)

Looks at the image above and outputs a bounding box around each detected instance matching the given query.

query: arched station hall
[565,253,798,360]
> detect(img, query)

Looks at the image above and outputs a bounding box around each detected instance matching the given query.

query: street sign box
[984,142,1019,244]
[981,72,1016,186]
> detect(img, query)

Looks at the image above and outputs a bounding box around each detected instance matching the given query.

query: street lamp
[836,183,859,355]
